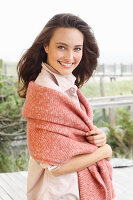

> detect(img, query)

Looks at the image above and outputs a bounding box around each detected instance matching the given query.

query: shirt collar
[41,62,77,92]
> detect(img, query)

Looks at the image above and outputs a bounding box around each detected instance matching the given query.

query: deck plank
[0,176,18,200]
[113,167,133,200]
[0,186,13,200]
[0,172,26,200]
[5,172,26,193]
[0,167,133,200]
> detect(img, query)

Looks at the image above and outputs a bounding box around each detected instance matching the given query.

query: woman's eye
[58,46,65,50]
[75,48,82,51]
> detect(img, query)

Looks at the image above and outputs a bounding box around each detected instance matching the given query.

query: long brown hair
[17,13,99,98]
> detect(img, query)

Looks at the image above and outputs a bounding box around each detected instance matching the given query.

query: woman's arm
[52,144,112,176]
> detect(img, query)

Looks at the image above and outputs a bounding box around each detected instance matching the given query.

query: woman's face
[44,27,83,76]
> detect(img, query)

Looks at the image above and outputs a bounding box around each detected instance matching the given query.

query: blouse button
[69,87,76,95]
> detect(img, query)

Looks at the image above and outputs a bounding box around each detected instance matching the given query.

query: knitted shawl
[23,81,115,200]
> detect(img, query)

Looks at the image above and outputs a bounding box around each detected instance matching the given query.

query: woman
[17,13,116,200]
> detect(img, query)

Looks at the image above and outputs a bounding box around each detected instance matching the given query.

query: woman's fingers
[86,127,106,147]
[88,138,106,147]
[86,129,98,136]
[87,133,105,141]
[86,135,106,146]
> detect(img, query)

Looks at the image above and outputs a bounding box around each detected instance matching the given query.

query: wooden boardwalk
[0,171,27,200]
[0,167,133,200]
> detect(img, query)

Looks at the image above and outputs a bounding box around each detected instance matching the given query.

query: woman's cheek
[55,51,64,60]
[77,53,83,63]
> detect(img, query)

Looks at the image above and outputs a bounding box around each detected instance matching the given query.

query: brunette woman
[17,13,116,200]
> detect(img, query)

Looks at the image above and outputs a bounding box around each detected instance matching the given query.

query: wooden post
[121,63,123,76]
[109,75,116,126]
[2,62,7,76]
[100,77,106,121]
[109,96,116,126]
[109,106,115,126]
[100,77,104,96]
[0,59,3,75]
[130,105,133,119]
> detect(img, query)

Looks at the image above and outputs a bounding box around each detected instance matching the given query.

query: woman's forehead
[50,27,84,45]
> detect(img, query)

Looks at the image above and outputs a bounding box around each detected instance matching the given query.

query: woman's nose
[64,50,74,61]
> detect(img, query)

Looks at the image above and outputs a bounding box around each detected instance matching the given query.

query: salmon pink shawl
[23,81,115,200]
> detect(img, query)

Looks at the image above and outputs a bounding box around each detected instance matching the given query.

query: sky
[0,0,133,64]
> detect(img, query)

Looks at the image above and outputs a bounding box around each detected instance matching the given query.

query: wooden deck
[0,167,133,200]
[0,171,27,200]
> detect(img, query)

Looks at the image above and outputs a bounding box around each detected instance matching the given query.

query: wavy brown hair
[17,13,99,98]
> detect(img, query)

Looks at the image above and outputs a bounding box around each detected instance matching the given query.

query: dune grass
[81,77,133,97]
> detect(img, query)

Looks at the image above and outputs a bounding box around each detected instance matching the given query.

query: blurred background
[0,0,133,173]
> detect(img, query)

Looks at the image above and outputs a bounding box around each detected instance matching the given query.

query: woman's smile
[57,61,74,69]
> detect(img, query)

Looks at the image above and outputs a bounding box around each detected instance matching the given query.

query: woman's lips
[58,61,74,68]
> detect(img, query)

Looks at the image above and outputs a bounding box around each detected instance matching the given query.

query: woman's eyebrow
[56,42,83,47]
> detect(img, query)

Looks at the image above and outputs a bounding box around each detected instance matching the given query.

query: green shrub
[0,75,24,118]
[106,109,133,159]
[0,146,29,172]
[0,65,27,172]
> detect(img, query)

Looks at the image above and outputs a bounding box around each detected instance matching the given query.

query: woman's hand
[101,144,112,161]
[86,126,106,147]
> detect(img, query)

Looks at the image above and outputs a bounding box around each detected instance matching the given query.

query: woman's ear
[44,45,48,53]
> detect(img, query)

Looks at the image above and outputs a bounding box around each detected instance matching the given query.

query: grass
[81,77,133,97]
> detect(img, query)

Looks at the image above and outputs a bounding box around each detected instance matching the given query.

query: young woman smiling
[17,13,116,200]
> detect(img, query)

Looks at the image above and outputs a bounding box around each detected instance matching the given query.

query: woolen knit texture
[23,81,115,200]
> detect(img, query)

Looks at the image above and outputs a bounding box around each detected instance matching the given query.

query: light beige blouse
[27,63,80,200]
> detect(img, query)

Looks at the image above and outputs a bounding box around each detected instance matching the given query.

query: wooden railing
[88,95,133,125]
[88,95,133,109]
[94,63,133,77]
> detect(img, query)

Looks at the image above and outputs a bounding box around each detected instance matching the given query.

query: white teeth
[59,62,72,66]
